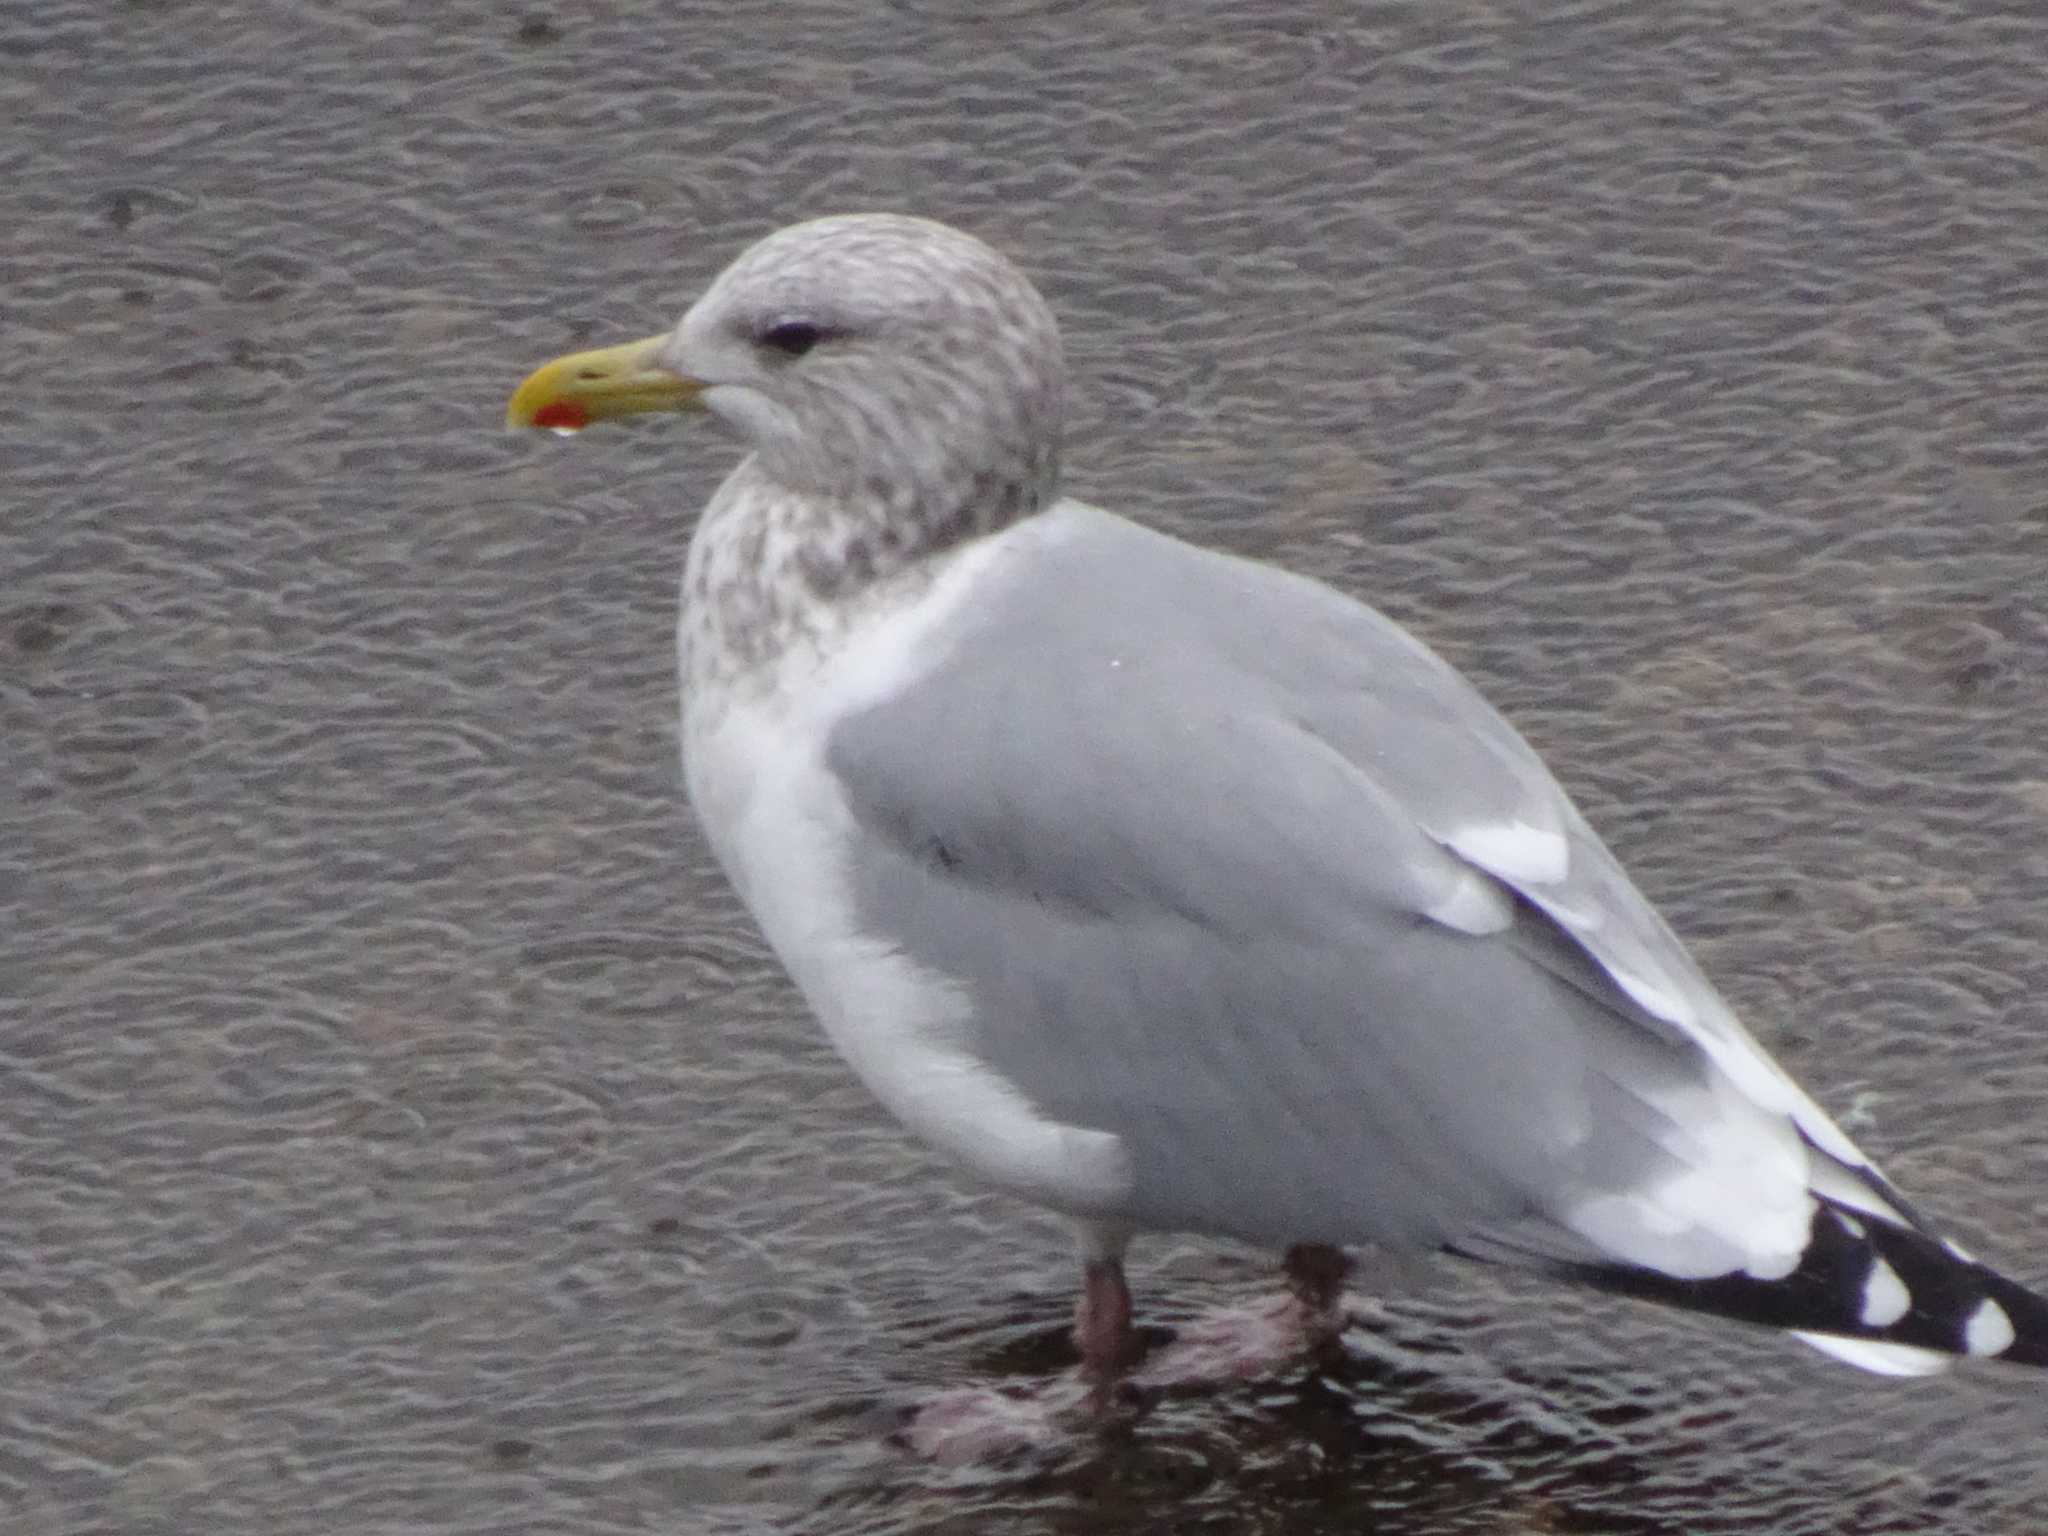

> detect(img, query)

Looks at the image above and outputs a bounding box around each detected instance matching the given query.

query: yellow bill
[506,334,706,433]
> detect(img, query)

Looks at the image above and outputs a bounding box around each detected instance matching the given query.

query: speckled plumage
[562,213,2048,1390]
[674,217,1062,702]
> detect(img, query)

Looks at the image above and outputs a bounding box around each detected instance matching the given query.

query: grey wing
[825,507,1897,1263]
[828,653,1601,1252]
[1262,537,1899,1198]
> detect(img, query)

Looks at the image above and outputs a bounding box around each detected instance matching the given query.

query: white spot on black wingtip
[1836,1212,1867,1240]
[1858,1257,1911,1328]
[1964,1297,2016,1357]
[1943,1236,1978,1264]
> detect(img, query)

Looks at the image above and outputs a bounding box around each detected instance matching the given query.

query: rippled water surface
[9,1,2048,1531]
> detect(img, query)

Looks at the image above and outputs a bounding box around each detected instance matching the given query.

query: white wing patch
[1442,807,1883,1183]
[1563,1074,1817,1282]
[1436,804,1905,1294]
[1805,1157,1908,1226]
[1421,867,1515,934]
[1595,954,1699,1033]
[1792,1332,1951,1376]
[1445,819,1569,885]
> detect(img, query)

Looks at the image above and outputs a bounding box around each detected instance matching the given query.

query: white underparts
[684,505,1137,1220]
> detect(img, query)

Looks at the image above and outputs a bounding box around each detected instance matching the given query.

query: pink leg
[900,1248,1137,1461]
[900,1242,1352,1460]
[1075,1256,1138,1377]
[1133,1242,1354,1388]
[1283,1242,1352,1355]
[1074,1255,1143,1407]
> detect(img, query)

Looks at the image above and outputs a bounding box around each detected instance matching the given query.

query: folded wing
[824,503,2045,1370]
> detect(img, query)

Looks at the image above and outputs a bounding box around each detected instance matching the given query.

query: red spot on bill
[532,400,590,432]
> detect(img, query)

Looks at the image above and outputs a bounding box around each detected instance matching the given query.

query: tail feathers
[1549,1197,2048,1370]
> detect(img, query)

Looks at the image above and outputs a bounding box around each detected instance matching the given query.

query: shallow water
[8,1,2048,1531]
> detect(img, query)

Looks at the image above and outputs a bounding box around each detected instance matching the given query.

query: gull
[508,214,2047,1418]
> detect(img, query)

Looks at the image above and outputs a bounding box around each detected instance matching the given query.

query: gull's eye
[757,320,827,358]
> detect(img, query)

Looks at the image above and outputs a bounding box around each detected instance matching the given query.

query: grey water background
[8,0,2048,1530]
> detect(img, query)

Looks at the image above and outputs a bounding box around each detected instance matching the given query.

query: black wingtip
[1497,1199,2048,1368]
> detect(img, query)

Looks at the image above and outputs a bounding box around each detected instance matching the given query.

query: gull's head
[511,214,1065,538]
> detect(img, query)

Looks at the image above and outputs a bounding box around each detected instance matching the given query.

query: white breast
[677,503,1135,1218]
